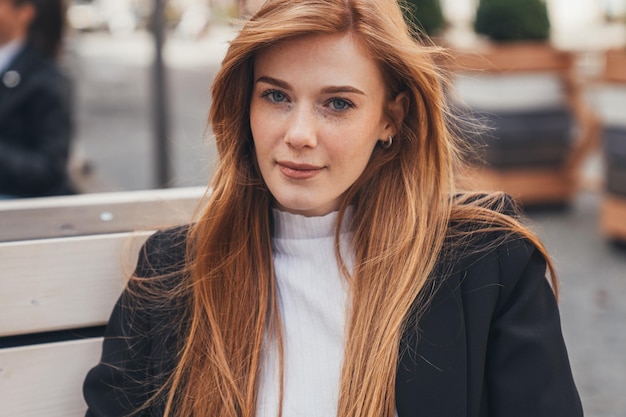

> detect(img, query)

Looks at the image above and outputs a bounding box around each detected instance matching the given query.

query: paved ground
[528,194,626,417]
[68,26,626,417]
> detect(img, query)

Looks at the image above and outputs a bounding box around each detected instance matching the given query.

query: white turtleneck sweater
[256,208,354,417]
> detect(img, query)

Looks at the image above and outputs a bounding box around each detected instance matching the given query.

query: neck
[0,35,26,48]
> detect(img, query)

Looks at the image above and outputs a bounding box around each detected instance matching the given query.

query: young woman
[83,1,583,416]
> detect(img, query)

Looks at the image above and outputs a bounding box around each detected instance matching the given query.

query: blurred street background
[59,0,626,416]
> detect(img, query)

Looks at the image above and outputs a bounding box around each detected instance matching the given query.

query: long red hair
[149,1,558,416]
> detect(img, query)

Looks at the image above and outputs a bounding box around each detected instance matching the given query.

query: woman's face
[250,33,398,217]
[0,0,32,45]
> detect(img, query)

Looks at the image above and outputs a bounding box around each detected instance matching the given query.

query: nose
[284,106,317,149]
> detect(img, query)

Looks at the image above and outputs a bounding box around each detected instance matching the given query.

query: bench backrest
[0,187,205,417]
[0,186,205,242]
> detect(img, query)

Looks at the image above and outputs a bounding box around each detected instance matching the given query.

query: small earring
[381,135,393,149]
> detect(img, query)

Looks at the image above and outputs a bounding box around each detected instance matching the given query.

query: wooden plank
[459,166,576,206]
[0,338,102,417]
[0,232,153,337]
[600,195,626,241]
[0,186,204,242]
[445,43,572,74]
[604,50,626,84]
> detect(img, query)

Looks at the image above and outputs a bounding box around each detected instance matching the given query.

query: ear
[383,92,409,138]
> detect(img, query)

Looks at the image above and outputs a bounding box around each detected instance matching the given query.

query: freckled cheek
[326,126,379,157]
[252,139,274,171]
[324,139,363,170]
[250,115,274,152]
[251,107,289,146]
[250,126,271,167]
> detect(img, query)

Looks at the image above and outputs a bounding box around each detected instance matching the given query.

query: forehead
[253,33,385,91]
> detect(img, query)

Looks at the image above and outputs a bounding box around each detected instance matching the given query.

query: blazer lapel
[395,270,468,417]
[0,44,40,120]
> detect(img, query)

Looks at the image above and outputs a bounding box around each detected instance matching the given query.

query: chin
[275,200,313,214]
[272,195,319,216]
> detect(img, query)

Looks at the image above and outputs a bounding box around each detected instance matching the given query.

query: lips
[276,160,324,180]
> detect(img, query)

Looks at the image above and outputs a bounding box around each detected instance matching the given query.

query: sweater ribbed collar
[271,207,354,240]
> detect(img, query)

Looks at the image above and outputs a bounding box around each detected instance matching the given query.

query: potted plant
[448,0,598,207]
[402,0,445,39]
[474,0,549,42]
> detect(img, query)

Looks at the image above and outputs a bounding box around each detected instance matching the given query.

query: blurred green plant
[474,0,551,42]
[402,0,445,37]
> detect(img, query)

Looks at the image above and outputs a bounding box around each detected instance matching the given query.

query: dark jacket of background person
[0,41,74,197]
[83,225,583,417]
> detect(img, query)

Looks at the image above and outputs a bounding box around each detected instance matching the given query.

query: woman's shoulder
[134,225,190,279]
[439,193,550,310]
[120,225,191,323]
[452,191,519,217]
[443,192,544,285]
[447,192,524,245]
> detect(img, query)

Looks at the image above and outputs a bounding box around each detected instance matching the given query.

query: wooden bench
[0,186,205,417]
[445,43,601,207]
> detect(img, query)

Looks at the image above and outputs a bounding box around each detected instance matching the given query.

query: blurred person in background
[0,0,75,198]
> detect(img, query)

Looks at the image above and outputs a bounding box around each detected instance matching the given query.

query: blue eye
[329,98,352,111]
[263,90,287,103]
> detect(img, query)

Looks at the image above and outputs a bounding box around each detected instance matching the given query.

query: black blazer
[83,226,583,417]
[0,42,74,197]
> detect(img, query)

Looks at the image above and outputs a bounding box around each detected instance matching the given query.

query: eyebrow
[321,86,366,96]
[255,76,366,96]
[256,76,291,90]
